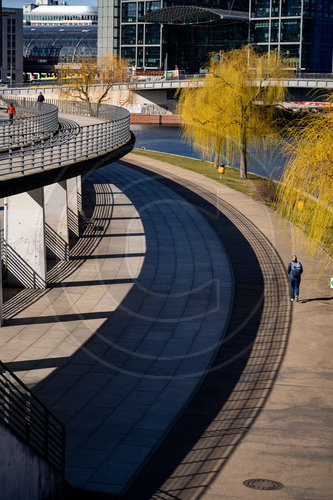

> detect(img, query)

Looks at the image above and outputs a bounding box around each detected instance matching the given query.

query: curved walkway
[1,161,233,493]
[120,153,333,500]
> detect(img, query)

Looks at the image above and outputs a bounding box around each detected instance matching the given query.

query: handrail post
[74,129,77,161]
[58,130,62,165]
[80,127,83,159]
[31,137,35,169]
[21,135,24,174]
[9,136,13,172]
[67,132,70,162]
[50,131,53,164]
[86,126,89,158]
[40,134,45,170]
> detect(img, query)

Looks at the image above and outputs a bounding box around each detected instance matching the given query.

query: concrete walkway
[117,153,333,500]
[1,161,232,494]
[1,149,332,498]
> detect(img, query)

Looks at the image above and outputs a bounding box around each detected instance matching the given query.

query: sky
[3,0,97,7]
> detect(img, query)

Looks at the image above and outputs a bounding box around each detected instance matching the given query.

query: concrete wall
[0,422,65,500]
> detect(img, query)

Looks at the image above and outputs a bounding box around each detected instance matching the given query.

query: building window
[251,21,269,43]
[122,46,136,65]
[138,2,145,18]
[137,24,144,44]
[122,2,137,23]
[271,20,279,42]
[145,46,160,67]
[280,19,300,42]
[137,46,143,67]
[281,0,302,17]
[121,24,136,45]
[271,0,280,17]
[251,0,270,18]
[146,1,161,13]
[145,24,160,44]
[280,45,300,64]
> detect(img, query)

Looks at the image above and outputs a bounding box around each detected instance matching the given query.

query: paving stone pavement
[116,153,333,500]
[1,161,233,494]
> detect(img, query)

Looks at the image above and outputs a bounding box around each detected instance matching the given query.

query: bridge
[0,97,133,292]
[1,72,332,115]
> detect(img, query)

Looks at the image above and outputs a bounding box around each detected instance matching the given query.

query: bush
[255,179,278,203]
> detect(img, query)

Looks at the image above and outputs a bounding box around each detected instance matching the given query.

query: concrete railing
[0,360,66,473]
[0,104,130,179]
[1,73,333,98]
[0,99,58,149]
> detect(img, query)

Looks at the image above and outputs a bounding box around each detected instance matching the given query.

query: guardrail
[0,104,130,178]
[0,73,333,97]
[0,99,58,149]
[13,96,171,116]
[0,360,65,473]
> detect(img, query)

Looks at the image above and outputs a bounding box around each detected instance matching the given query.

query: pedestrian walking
[37,92,45,103]
[6,103,15,123]
[287,255,303,302]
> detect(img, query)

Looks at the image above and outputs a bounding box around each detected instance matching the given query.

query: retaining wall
[0,422,66,500]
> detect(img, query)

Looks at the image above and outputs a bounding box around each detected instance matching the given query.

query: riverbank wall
[130,114,182,125]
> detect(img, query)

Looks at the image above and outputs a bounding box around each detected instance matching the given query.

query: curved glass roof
[139,6,248,25]
[23,26,97,65]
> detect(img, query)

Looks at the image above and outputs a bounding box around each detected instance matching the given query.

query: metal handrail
[0,103,130,179]
[0,98,58,149]
[0,360,65,473]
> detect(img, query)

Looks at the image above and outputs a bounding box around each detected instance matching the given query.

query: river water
[131,125,288,180]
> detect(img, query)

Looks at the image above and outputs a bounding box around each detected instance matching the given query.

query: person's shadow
[300,296,333,303]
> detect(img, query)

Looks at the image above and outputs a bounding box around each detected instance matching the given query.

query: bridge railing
[0,360,65,473]
[0,99,58,149]
[0,104,130,178]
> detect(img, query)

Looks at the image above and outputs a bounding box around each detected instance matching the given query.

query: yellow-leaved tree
[178,45,293,178]
[277,96,333,257]
[58,53,130,115]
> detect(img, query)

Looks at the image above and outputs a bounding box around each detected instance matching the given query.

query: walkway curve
[2,161,233,494]
[118,155,292,499]
[119,153,332,500]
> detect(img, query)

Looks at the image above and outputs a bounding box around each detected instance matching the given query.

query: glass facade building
[98,1,248,72]
[250,0,333,72]
[23,25,97,74]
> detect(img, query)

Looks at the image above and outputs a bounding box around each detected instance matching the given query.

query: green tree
[178,45,293,178]
[58,53,130,115]
[277,98,333,257]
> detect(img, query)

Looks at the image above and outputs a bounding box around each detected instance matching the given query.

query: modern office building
[23,0,98,26]
[249,0,333,72]
[98,1,332,73]
[1,7,23,85]
[98,1,249,72]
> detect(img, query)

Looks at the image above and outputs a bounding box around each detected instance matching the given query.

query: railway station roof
[139,6,248,25]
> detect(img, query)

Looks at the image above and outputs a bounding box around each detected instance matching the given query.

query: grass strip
[132,149,263,198]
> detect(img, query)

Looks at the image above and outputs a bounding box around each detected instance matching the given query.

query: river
[131,125,288,180]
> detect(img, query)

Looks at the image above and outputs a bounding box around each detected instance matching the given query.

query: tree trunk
[214,137,221,169]
[239,129,247,179]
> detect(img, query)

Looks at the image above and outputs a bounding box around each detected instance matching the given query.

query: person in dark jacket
[37,92,45,103]
[287,255,303,302]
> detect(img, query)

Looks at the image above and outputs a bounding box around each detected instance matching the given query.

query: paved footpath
[1,160,232,494]
[118,153,333,500]
[1,150,332,499]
